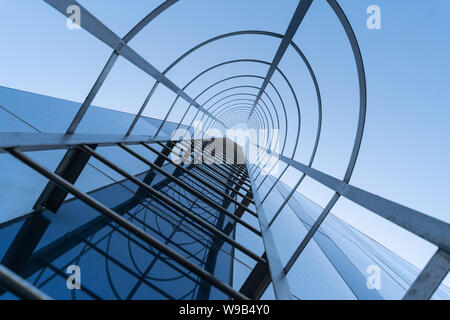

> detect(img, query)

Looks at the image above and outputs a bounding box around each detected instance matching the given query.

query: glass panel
[0,150,65,225]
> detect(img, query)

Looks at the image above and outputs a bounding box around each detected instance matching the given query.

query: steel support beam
[118,144,261,236]
[261,148,450,256]
[171,142,254,201]
[247,0,313,120]
[77,145,266,265]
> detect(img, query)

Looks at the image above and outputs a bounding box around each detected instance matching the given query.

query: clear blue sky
[0,0,449,281]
